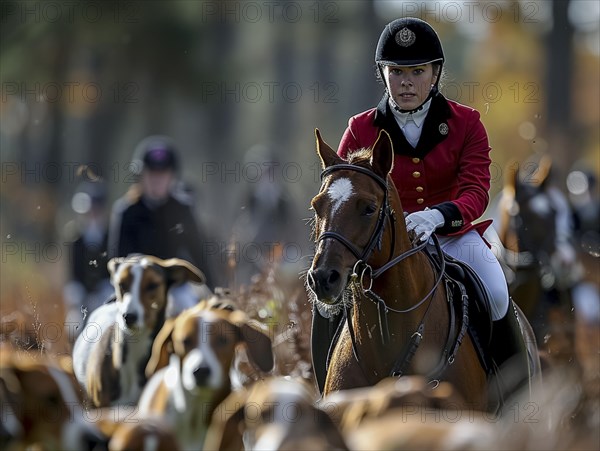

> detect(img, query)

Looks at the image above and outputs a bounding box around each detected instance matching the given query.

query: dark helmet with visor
[375,17,444,67]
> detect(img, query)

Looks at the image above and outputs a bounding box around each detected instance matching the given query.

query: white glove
[405,208,445,242]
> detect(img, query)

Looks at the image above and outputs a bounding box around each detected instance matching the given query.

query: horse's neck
[351,228,440,376]
[353,195,438,337]
[371,193,432,303]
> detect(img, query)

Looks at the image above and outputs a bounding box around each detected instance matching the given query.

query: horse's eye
[363,204,377,217]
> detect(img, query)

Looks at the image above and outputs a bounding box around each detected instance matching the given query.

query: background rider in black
[108,136,220,289]
[64,179,113,336]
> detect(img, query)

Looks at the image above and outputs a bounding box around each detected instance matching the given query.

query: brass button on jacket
[417,198,424,204]
[412,171,421,178]
[412,157,420,164]
[416,186,424,193]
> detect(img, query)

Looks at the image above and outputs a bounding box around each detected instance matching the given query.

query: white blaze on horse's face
[327,178,354,216]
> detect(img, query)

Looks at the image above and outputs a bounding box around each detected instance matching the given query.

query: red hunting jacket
[338,92,492,236]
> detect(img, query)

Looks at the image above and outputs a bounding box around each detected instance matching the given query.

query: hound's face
[112,259,168,331]
[1,359,105,450]
[224,379,347,451]
[171,311,240,391]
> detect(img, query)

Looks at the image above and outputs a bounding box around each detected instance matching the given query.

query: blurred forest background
[1,1,598,340]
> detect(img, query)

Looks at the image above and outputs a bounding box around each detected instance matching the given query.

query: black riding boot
[488,301,531,407]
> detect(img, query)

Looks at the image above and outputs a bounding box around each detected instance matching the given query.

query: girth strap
[391,324,425,377]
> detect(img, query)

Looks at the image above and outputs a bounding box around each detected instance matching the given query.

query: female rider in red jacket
[332,18,528,388]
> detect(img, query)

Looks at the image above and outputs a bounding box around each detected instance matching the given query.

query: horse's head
[506,155,557,257]
[306,129,396,312]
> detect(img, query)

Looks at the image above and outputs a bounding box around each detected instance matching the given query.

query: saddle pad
[443,258,493,347]
[424,246,494,344]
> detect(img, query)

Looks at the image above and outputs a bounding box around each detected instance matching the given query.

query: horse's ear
[315,129,343,169]
[503,159,519,195]
[534,154,552,187]
[371,129,394,177]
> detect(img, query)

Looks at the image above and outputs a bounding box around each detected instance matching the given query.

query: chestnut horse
[307,130,537,411]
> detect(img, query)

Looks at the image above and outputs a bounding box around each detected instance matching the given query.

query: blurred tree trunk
[271,2,296,150]
[44,28,69,243]
[545,0,574,175]
[354,0,380,113]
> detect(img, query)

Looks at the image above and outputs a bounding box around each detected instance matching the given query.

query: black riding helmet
[130,135,179,175]
[376,17,444,66]
[375,17,445,112]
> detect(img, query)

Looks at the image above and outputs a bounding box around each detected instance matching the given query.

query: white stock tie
[402,116,420,148]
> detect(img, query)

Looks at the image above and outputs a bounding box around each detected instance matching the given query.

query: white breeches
[438,230,509,321]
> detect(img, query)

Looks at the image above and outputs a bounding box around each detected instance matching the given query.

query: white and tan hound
[72,255,207,407]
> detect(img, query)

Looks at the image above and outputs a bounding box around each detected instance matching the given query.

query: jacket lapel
[373,92,452,158]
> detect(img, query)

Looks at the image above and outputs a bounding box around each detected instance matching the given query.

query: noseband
[318,164,396,264]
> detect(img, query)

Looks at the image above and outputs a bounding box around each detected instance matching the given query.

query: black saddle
[426,247,494,373]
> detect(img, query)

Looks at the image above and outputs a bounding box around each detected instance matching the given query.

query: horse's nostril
[327,270,340,285]
[309,267,343,300]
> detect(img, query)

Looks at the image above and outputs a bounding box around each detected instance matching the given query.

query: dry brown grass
[2,258,597,451]
[1,259,71,357]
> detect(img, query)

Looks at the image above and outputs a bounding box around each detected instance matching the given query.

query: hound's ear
[313,409,350,450]
[370,129,394,178]
[107,257,125,278]
[316,129,343,169]
[0,364,21,401]
[230,311,274,373]
[56,355,74,376]
[204,389,248,451]
[145,318,176,378]
[161,258,207,286]
[339,399,372,431]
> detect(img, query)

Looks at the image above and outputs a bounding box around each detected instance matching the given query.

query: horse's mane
[346,148,373,167]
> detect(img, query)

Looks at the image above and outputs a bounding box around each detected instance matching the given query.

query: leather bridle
[317,163,436,283]
[316,163,451,381]
[318,164,395,264]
